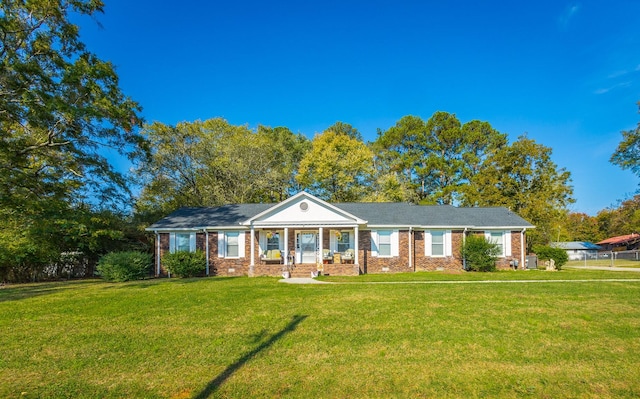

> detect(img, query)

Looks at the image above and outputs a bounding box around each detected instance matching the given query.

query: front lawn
[1,270,640,398]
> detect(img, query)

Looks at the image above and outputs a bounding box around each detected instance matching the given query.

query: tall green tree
[374,112,506,204]
[136,119,310,216]
[611,101,640,178]
[0,0,146,281]
[296,129,375,202]
[0,0,144,208]
[466,135,574,249]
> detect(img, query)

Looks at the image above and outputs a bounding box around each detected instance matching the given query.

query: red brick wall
[414,230,464,271]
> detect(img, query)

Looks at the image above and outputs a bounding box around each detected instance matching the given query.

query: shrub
[163,250,206,278]
[533,245,568,270]
[97,251,152,282]
[461,234,500,272]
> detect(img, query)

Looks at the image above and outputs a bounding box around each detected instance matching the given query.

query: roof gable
[245,192,366,226]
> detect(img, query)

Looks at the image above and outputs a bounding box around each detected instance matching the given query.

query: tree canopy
[611,101,640,178]
[0,0,146,282]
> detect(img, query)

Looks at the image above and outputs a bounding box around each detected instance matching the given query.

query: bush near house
[96,251,152,282]
[163,250,206,277]
[533,245,569,270]
[461,235,500,272]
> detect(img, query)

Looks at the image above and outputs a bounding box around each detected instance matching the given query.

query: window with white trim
[267,232,280,251]
[484,231,511,257]
[378,231,392,256]
[226,232,239,257]
[218,231,245,258]
[337,231,351,253]
[169,232,196,253]
[431,231,445,256]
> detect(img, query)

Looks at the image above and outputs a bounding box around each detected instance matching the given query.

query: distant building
[596,234,640,251]
[551,241,601,261]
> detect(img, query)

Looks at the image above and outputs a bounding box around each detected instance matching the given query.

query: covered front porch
[248,226,361,277]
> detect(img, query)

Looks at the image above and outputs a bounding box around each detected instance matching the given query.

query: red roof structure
[597,233,640,250]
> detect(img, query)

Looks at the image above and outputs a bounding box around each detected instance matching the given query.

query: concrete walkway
[278,277,333,284]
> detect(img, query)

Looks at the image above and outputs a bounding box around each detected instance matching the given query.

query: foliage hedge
[533,245,569,270]
[97,251,152,282]
[163,250,206,278]
[461,235,500,272]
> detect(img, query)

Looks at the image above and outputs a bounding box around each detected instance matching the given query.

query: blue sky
[75,1,640,215]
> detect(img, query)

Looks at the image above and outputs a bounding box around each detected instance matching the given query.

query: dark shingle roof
[147,202,533,230]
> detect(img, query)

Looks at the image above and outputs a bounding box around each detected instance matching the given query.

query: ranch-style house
[146,192,534,278]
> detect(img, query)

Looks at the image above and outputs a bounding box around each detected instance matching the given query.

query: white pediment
[245,192,365,226]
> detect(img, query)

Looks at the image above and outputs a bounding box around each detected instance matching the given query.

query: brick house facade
[148,192,533,278]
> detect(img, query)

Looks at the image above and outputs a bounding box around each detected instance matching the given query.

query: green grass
[1,270,640,398]
[566,259,640,268]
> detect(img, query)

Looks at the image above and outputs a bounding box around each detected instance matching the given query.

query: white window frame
[259,230,284,254]
[484,230,512,258]
[370,230,399,257]
[169,232,196,253]
[329,230,353,253]
[424,230,452,257]
[218,231,246,259]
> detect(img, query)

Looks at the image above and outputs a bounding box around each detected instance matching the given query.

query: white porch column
[249,225,255,276]
[319,227,323,264]
[354,225,359,265]
[284,227,289,266]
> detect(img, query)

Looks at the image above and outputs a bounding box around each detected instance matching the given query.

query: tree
[373,112,506,204]
[596,195,640,238]
[0,0,146,282]
[558,212,603,243]
[0,0,144,208]
[466,135,574,249]
[135,119,310,216]
[611,101,640,178]
[296,129,375,202]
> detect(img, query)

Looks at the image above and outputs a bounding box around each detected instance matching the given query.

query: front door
[299,232,317,264]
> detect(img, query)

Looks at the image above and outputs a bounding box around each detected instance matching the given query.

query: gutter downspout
[205,229,210,276]
[521,228,526,270]
[156,232,161,276]
[462,228,468,271]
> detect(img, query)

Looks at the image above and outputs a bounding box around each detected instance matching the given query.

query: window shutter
[278,230,284,251]
[238,231,246,258]
[391,230,399,257]
[445,230,452,257]
[370,230,378,256]
[217,232,225,257]
[169,233,176,253]
[190,233,197,252]
[505,231,512,256]
[424,230,432,256]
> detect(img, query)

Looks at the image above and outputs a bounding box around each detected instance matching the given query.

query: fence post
[611,251,614,267]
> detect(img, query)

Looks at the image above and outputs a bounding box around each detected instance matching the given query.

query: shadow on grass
[193,314,308,399]
[0,279,100,302]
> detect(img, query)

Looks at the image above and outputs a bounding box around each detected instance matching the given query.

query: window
[169,232,196,253]
[431,231,444,256]
[489,231,503,256]
[226,232,239,257]
[378,231,392,256]
[218,231,245,258]
[267,232,280,251]
[484,231,511,257]
[337,231,351,253]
